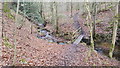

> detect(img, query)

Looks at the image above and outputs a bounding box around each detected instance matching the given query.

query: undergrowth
[3,36,13,48]
[3,3,15,19]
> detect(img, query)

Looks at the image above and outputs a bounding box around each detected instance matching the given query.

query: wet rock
[95,48,103,53]
[47,39,54,43]
[37,29,67,45]
[37,29,50,38]
[58,42,65,45]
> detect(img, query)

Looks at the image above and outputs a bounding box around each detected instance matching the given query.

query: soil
[0,11,119,66]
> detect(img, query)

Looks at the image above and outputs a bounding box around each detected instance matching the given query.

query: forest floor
[0,11,120,66]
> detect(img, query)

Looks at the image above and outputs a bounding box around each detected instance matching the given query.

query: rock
[58,42,65,45]
[95,48,103,53]
[38,24,45,28]
[47,39,54,43]
[37,29,50,38]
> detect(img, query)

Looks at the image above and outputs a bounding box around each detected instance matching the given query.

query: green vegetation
[1,1,120,66]
[3,37,13,48]
[3,3,10,13]
[3,3,15,19]
[11,2,44,24]
[20,59,27,64]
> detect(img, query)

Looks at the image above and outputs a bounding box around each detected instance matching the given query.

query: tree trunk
[40,2,43,18]
[42,3,45,20]
[66,2,69,12]
[70,1,73,17]
[12,0,20,65]
[54,2,59,34]
[109,2,119,58]
[76,2,80,11]
[0,2,2,57]
[92,2,97,46]
[50,2,54,23]
[85,3,95,51]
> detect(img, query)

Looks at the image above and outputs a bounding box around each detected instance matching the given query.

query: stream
[36,12,120,61]
[37,29,67,45]
[95,42,120,61]
[36,28,120,61]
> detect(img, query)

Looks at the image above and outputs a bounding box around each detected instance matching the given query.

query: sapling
[12,0,20,65]
[109,2,119,58]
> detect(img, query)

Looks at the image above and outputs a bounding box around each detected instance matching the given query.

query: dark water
[81,37,120,61]
[95,42,120,61]
[37,29,120,61]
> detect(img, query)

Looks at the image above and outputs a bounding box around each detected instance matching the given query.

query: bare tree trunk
[40,2,43,18]
[85,2,94,51]
[50,2,54,23]
[76,2,80,11]
[42,3,45,20]
[0,2,2,57]
[105,2,107,10]
[70,1,73,17]
[12,0,20,65]
[54,2,59,34]
[30,24,33,34]
[66,2,69,12]
[109,2,119,58]
[30,2,33,34]
[92,2,97,45]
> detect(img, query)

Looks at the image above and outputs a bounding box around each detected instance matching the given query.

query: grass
[6,13,15,19]
[3,3,10,13]
[20,59,27,64]
[3,41,13,48]
[3,3,15,19]
[3,37,13,48]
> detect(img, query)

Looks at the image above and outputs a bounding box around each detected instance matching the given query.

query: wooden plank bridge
[72,13,85,46]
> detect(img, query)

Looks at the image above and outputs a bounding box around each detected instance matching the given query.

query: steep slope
[0,13,119,66]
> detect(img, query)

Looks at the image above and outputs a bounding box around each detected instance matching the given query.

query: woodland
[0,1,120,66]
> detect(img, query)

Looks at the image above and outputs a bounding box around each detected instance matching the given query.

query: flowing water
[36,29,120,61]
[95,42,120,61]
